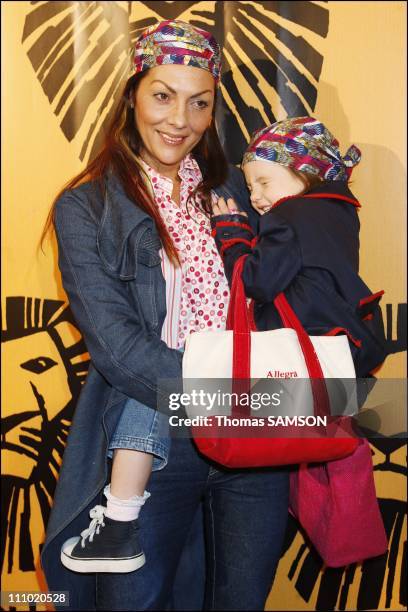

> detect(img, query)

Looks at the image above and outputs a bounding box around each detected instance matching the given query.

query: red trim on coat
[362,314,374,321]
[220,238,253,257]
[272,194,299,208]
[324,327,362,348]
[359,290,384,307]
[272,192,361,210]
[302,193,361,207]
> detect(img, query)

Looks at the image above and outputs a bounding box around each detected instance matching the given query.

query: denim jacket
[40,160,256,608]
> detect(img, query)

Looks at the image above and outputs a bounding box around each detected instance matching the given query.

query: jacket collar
[307,180,358,200]
[97,155,207,243]
[96,157,253,275]
[272,180,360,210]
[96,171,154,277]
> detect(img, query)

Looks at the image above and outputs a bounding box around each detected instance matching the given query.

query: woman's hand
[212,196,248,217]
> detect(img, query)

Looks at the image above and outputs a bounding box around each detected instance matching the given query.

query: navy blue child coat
[211,180,388,378]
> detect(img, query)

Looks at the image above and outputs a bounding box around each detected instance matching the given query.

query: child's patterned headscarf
[131,19,221,85]
[242,117,361,181]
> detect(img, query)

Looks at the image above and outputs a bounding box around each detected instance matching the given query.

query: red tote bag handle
[226,255,331,419]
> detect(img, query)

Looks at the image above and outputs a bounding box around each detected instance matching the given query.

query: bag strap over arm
[227,255,331,419]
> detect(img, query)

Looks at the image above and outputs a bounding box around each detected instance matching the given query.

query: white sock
[103,483,150,522]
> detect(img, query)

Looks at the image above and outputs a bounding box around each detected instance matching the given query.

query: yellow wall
[314,1,406,379]
[2,2,406,610]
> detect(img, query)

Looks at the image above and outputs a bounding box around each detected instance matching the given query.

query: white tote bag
[183,255,358,421]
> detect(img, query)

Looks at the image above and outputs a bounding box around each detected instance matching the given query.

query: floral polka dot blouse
[139,154,230,349]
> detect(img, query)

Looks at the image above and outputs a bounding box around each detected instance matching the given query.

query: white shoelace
[79,505,106,548]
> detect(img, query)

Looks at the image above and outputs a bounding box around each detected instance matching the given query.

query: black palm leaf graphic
[1,415,71,574]
[22,1,329,164]
[1,297,89,573]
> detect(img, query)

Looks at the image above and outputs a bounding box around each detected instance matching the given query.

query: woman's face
[134,64,215,180]
[243,160,306,214]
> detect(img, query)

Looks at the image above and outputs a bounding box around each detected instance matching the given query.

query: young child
[211,117,388,379]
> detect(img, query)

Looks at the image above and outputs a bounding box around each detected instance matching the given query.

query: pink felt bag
[289,437,388,567]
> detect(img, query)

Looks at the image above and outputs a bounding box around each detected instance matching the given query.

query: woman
[40,20,289,611]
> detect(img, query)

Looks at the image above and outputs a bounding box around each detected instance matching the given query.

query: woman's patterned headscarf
[242,117,361,181]
[131,19,221,85]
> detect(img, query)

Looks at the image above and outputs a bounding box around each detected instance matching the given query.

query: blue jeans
[107,397,170,471]
[96,435,290,611]
[107,349,185,470]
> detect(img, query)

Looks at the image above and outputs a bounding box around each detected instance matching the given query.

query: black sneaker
[60,505,145,573]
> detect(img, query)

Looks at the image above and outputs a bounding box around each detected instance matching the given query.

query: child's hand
[212,197,248,217]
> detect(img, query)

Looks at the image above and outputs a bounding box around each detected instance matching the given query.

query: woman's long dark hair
[40,71,228,265]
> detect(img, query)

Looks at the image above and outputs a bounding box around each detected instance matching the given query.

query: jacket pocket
[132,284,159,329]
[131,234,163,330]
[137,248,161,268]
[134,232,162,285]
[97,225,162,280]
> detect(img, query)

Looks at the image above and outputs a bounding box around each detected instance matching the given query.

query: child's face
[244,160,306,214]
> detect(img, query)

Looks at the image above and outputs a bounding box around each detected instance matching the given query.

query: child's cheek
[264,185,277,206]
